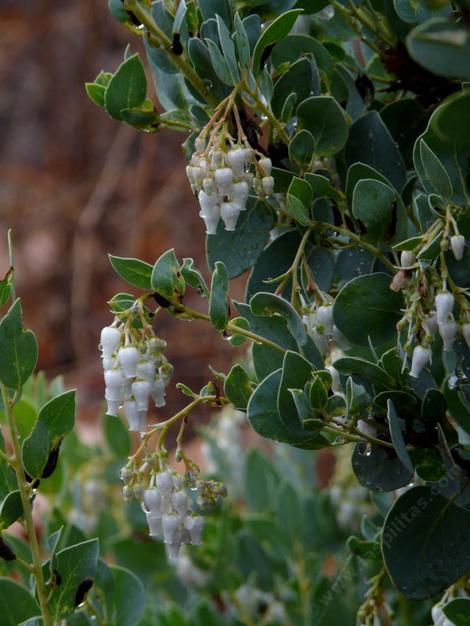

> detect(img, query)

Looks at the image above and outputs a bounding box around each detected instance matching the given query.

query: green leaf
[353,442,413,492]
[387,400,413,473]
[104,565,146,626]
[108,256,153,289]
[431,89,470,150]
[234,13,250,68]
[333,357,395,389]
[151,249,185,301]
[205,38,233,85]
[418,139,453,198]
[181,258,209,298]
[85,83,106,108]
[235,302,297,380]
[352,178,396,241]
[250,292,308,348]
[104,54,147,121]
[0,491,22,529]
[48,539,99,619]
[333,273,403,347]
[247,369,327,449]
[272,57,319,119]
[198,0,231,25]
[0,578,40,625]
[108,293,136,313]
[22,391,76,481]
[297,96,348,157]
[0,299,38,390]
[286,177,312,225]
[382,486,470,598]
[346,111,407,191]
[187,39,228,100]
[216,15,239,83]
[224,364,253,411]
[206,198,274,279]
[209,262,229,331]
[278,351,313,431]
[252,9,303,76]
[104,413,131,457]
[414,101,470,205]
[443,599,470,625]
[289,130,315,167]
[407,18,470,80]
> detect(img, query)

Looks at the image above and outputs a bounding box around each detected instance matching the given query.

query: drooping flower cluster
[409,288,470,379]
[186,135,274,234]
[100,320,173,432]
[120,452,226,562]
[141,468,204,562]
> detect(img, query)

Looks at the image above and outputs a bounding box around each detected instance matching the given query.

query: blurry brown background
[0,0,239,426]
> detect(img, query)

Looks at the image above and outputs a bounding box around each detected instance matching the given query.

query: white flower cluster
[100,323,172,432]
[186,137,274,234]
[202,407,245,491]
[410,289,470,378]
[302,301,350,354]
[230,584,288,625]
[141,468,204,562]
[329,446,374,530]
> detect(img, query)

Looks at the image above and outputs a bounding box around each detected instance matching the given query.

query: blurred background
[0,0,241,428]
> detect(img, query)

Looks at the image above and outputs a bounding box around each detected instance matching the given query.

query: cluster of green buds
[186,129,274,234]
[100,318,173,432]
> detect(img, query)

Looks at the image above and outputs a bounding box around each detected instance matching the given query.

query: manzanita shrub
[1,0,470,624]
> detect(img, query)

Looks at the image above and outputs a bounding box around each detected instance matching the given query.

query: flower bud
[220,201,240,231]
[423,312,438,336]
[162,514,180,544]
[450,234,465,261]
[131,380,151,411]
[214,167,233,192]
[146,511,163,538]
[105,398,120,417]
[172,490,188,515]
[102,356,116,371]
[120,467,133,482]
[258,157,272,176]
[192,166,204,186]
[435,291,454,323]
[226,148,246,177]
[261,175,274,195]
[144,488,162,514]
[439,320,457,351]
[202,177,216,194]
[199,204,220,235]
[156,470,173,495]
[230,181,249,206]
[104,369,124,401]
[185,165,194,183]
[431,605,444,625]
[195,136,205,153]
[184,516,204,544]
[410,345,430,378]
[357,420,376,438]
[100,326,122,358]
[151,376,166,408]
[136,361,155,382]
[463,323,470,349]
[400,250,415,268]
[316,305,334,335]
[123,400,143,432]
[118,346,140,378]
[198,190,218,211]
